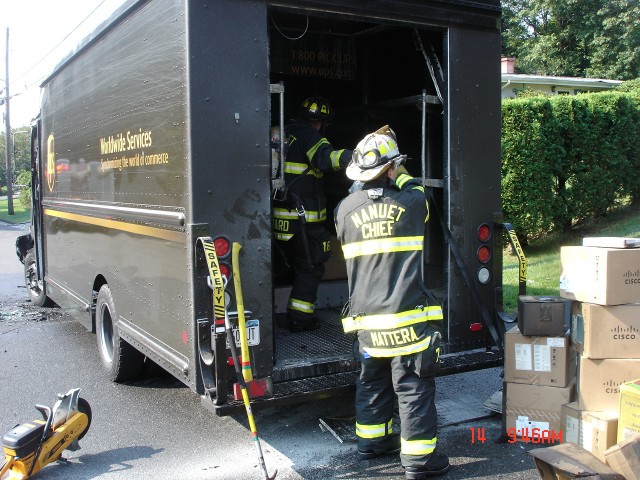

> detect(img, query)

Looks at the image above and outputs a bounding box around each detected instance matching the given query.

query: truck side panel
[40,0,194,383]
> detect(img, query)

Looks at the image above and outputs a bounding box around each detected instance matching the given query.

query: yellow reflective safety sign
[202,239,226,320]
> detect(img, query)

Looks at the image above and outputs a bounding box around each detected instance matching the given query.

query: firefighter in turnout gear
[334,126,450,479]
[274,97,352,332]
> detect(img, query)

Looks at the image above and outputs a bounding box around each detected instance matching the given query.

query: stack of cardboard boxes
[502,238,640,478]
[524,237,640,478]
[504,296,575,442]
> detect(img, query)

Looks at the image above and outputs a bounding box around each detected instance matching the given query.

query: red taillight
[219,263,231,280]
[469,323,483,332]
[233,378,270,400]
[477,245,491,264]
[477,223,491,242]
[476,223,492,283]
[214,236,230,258]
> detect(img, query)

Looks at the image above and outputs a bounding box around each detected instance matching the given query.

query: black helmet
[299,96,334,121]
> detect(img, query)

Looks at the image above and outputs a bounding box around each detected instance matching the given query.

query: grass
[502,203,640,313]
[0,198,31,224]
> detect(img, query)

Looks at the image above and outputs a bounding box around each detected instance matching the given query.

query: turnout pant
[355,340,439,468]
[278,224,330,322]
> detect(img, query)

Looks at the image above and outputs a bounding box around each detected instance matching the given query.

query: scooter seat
[2,420,46,458]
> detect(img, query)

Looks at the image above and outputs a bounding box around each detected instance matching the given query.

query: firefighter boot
[288,313,322,333]
[357,435,401,460]
[404,453,450,478]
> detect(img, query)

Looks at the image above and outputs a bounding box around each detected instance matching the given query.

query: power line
[9,0,109,91]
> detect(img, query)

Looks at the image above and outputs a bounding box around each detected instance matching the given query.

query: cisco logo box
[571,302,640,359]
[577,357,640,413]
[560,245,640,306]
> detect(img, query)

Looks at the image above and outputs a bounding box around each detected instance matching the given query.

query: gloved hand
[394,154,407,168]
[349,180,364,193]
[396,164,409,176]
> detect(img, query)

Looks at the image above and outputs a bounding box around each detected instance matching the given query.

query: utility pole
[4,27,13,215]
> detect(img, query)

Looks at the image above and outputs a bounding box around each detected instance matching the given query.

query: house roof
[502,73,622,89]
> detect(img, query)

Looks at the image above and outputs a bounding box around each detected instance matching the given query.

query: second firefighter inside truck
[273,97,353,332]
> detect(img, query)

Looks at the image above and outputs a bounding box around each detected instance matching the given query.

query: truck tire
[96,285,145,382]
[24,250,52,307]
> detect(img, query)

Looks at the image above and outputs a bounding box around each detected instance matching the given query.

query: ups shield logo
[46,133,55,192]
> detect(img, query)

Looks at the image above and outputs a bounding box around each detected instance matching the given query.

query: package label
[533,344,552,372]
[547,338,565,348]
[565,416,579,444]
[516,416,550,432]
[515,344,533,371]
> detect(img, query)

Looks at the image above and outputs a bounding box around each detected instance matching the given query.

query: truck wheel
[24,250,52,307]
[96,285,144,382]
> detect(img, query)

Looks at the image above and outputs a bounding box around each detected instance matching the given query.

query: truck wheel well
[91,275,108,333]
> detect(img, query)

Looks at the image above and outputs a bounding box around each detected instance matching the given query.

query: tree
[0,127,31,191]
[12,128,31,177]
[586,1,640,80]
[502,0,601,77]
[501,0,640,80]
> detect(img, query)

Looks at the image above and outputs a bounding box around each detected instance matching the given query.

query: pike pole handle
[232,242,253,382]
[225,310,276,480]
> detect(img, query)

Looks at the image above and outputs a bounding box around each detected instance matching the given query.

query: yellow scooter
[1,388,91,479]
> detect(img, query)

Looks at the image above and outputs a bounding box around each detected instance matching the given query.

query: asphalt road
[0,221,543,480]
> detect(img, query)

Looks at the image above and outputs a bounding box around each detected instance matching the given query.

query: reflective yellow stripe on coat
[306,138,330,164]
[341,236,423,259]
[395,173,429,221]
[273,207,327,223]
[342,306,443,333]
[330,149,348,170]
[274,232,293,241]
[284,161,323,178]
[364,335,433,358]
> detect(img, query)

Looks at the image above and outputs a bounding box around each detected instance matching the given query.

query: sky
[1,0,127,128]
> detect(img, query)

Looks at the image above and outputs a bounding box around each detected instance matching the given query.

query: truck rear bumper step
[207,349,502,416]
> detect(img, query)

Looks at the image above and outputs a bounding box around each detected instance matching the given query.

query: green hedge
[501,91,640,242]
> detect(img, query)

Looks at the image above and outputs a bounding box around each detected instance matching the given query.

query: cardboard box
[560,245,640,305]
[588,411,619,463]
[578,357,640,413]
[504,326,575,387]
[518,296,567,336]
[618,378,640,442]
[505,380,575,438]
[561,402,618,462]
[529,442,625,480]
[571,302,640,359]
[583,237,640,249]
[562,402,585,446]
[604,434,640,480]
